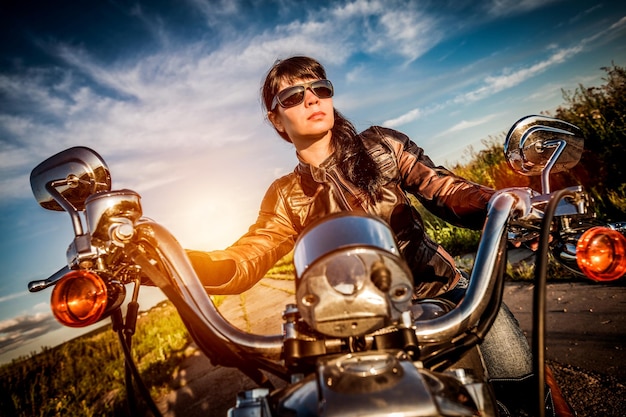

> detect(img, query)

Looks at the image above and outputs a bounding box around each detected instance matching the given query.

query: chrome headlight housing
[294,214,413,338]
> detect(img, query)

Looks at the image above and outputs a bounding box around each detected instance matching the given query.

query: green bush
[451,64,626,222]
[418,205,482,257]
[552,63,626,222]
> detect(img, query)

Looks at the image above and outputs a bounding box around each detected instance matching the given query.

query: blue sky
[1,0,625,363]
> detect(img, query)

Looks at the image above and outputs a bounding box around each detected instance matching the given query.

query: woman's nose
[304,88,319,107]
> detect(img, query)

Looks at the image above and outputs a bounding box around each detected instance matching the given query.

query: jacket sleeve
[378,126,495,229]
[189,179,297,295]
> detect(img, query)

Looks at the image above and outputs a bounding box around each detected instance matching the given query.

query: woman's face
[269,77,335,145]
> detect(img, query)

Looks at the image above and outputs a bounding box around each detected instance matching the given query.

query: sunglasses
[271,79,334,110]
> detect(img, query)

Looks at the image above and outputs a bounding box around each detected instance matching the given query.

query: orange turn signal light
[51,270,110,327]
[576,227,626,282]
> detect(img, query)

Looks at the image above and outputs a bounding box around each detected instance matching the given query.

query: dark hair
[262,56,383,201]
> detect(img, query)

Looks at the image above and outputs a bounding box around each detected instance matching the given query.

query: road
[503,280,626,381]
[502,280,626,416]
[156,277,626,417]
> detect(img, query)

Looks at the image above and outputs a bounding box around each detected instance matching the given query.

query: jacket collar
[296,152,337,183]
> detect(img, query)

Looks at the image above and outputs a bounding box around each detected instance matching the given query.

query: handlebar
[131,190,528,360]
[130,219,284,362]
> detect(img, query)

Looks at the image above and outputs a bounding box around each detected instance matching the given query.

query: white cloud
[0,290,27,304]
[453,45,583,105]
[378,9,626,130]
[0,311,61,354]
[484,0,565,17]
[382,42,586,129]
[329,0,443,62]
[129,3,171,49]
[331,0,384,18]
[375,9,441,62]
[184,0,243,29]
[436,114,500,137]
[383,107,422,127]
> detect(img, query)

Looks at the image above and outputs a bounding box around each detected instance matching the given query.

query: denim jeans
[441,273,533,380]
[481,303,533,379]
[440,274,541,415]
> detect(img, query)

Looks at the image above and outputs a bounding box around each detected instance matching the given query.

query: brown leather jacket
[189,126,495,298]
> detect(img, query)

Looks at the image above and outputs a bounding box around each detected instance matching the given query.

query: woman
[188,56,532,387]
[188,56,493,298]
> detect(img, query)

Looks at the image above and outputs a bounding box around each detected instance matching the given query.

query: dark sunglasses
[271,79,334,110]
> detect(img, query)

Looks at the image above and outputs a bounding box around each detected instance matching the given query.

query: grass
[0,300,192,417]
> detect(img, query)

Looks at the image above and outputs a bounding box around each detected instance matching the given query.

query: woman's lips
[308,111,325,120]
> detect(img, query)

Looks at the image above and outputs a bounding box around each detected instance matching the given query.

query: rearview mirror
[30,147,111,212]
[504,115,584,194]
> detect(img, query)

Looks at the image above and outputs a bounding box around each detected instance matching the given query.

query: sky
[0,0,625,364]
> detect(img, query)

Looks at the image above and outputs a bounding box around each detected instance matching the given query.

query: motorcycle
[27,115,626,416]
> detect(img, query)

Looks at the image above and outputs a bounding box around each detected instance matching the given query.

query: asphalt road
[502,280,626,417]
[156,277,626,417]
[502,280,626,381]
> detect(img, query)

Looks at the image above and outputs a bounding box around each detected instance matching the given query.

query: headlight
[294,214,413,338]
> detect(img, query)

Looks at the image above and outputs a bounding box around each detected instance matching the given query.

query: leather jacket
[190,126,495,298]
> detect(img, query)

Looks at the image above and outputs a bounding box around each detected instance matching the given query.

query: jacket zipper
[327,167,366,212]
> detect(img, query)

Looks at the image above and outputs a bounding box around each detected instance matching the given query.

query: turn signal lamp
[576,227,626,282]
[51,270,125,327]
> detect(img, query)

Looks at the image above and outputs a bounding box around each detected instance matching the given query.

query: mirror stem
[540,139,566,194]
[46,181,84,236]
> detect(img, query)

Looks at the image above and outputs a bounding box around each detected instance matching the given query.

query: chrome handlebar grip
[28,265,71,292]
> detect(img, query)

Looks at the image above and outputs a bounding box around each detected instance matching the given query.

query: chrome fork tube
[413,192,516,343]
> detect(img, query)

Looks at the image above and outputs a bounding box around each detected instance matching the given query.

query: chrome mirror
[504,115,584,193]
[30,146,111,212]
